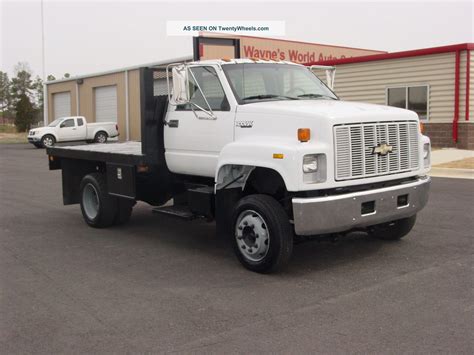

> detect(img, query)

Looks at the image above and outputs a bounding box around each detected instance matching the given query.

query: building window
[387,85,429,120]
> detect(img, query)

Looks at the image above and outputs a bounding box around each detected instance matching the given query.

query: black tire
[231,194,293,273]
[114,198,135,225]
[94,131,108,143]
[79,173,117,228]
[368,215,417,241]
[41,134,55,148]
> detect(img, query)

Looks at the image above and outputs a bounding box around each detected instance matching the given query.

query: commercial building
[44,35,473,148]
[308,43,474,149]
[44,56,190,141]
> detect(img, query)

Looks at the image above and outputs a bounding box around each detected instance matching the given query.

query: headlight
[303,155,318,173]
[302,154,326,183]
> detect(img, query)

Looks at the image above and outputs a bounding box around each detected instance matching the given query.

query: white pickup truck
[28,116,119,148]
[46,59,431,273]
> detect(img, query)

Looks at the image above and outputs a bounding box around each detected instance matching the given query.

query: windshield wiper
[297,93,337,100]
[242,94,298,101]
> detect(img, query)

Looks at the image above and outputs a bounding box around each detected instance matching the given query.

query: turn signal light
[298,128,311,142]
[419,121,424,134]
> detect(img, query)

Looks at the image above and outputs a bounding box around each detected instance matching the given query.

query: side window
[387,87,406,109]
[387,85,428,120]
[60,119,75,128]
[77,118,84,126]
[408,86,428,120]
[178,66,229,111]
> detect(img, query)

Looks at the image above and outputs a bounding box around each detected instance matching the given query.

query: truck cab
[47,59,431,273]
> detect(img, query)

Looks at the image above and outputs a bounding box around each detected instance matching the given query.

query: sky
[1,0,473,79]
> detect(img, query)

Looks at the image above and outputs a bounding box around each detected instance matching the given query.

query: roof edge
[304,43,474,66]
[45,56,193,85]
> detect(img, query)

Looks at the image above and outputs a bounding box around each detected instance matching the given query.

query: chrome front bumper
[292,176,431,236]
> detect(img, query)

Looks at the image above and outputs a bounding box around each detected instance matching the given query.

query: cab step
[152,205,196,220]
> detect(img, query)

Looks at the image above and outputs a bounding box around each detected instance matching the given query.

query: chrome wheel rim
[43,136,53,147]
[235,210,270,262]
[83,183,100,220]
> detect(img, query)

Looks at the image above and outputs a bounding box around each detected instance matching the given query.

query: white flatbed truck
[47,59,431,273]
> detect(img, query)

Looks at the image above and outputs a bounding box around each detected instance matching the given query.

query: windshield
[222,63,338,103]
[48,118,63,127]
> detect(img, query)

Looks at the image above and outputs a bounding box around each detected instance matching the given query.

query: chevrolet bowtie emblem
[372,143,393,156]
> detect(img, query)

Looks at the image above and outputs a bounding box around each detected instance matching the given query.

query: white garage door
[53,92,71,119]
[95,85,117,123]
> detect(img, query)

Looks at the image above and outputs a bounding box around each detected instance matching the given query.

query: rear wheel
[80,173,117,228]
[41,135,55,148]
[94,131,108,143]
[368,215,417,241]
[232,194,293,273]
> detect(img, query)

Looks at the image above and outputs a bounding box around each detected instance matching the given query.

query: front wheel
[368,215,417,241]
[94,131,108,143]
[232,194,293,273]
[41,135,55,148]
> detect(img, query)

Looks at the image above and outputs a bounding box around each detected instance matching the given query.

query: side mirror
[59,123,65,128]
[169,65,189,105]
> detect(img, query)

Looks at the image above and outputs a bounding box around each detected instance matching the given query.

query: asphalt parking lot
[1,143,473,354]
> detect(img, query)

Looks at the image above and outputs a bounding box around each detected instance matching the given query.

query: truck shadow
[117,204,387,276]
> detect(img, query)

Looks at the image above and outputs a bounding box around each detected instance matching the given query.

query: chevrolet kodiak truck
[47,59,431,273]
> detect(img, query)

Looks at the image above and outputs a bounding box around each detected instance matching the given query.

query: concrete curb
[429,168,474,180]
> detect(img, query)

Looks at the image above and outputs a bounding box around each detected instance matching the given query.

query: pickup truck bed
[46,142,145,165]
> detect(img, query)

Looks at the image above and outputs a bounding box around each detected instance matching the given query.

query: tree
[14,94,35,132]
[32,76,44,124]
[10,62,34,110]
[0,71,13,116]
[47,74,56,81]
[32,76,43,105]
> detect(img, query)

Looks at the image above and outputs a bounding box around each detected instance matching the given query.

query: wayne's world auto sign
[197,34,385,64]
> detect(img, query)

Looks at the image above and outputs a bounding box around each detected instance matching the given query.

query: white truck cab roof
[188,58,302,66]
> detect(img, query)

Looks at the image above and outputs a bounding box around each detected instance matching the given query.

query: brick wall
[424,122,474,149]
[456,123,474,149]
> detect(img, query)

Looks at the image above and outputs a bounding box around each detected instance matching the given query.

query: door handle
[72,128,77,130]
[165,120,179,128]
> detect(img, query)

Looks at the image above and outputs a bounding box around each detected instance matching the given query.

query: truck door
[57,118,79,141]
[75,117,87,139]
[164,65,235,177]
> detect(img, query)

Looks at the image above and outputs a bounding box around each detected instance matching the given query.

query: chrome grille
[334,121,420,181]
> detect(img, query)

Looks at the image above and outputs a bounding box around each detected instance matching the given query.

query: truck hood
[236,99,419,123]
